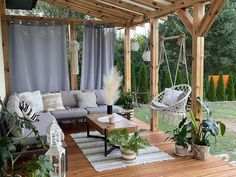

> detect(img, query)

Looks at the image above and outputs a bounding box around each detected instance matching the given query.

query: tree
[207,76,217,102]
[226,72,235,101]
[217,72,225,101]
[131,61,136,92]
[138,63,148,103]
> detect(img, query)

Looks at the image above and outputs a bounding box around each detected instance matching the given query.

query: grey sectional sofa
[8,90,123,144]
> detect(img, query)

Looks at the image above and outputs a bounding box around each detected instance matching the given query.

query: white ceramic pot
[192,144,210,160]
[120,147,136,162]
[175,145,188,156]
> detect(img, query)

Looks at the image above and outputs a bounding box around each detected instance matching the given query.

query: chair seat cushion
[86,105,123,114]
[50,108,88,120]
[162,88,184,106]
[151,101,168,109]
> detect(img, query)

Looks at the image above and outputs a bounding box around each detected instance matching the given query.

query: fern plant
[109,129,150,154]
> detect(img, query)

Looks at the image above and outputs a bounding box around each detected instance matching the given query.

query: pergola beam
[197,0,227,36]
[191,3,205,119]
[176,9,193,35]
[150,18,159,131]
[124,27,131,92]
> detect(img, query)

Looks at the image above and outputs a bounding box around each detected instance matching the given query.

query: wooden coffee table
[86,113,138,156]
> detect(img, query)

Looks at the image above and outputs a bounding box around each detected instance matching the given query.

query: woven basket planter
[192,144,210,160]
[121,148,136,162]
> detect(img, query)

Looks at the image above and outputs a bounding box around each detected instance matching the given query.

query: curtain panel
[80,26,115,90]
[9,20,69,93]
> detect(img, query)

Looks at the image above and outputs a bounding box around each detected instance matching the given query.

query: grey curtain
[80,26,115,90]
[9,20,69,93]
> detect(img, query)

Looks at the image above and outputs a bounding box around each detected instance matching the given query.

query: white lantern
[131,42,139,51]
[46,144,66,177]
[46,120,62,146]
[142,50,150,61]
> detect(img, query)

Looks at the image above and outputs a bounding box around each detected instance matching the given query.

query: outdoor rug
[70,131,174,172]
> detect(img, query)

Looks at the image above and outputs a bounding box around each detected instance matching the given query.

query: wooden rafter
[197,0,227,36]
[43,0,128,22]
[134,0,166,10]
[2,15,126,26]
[176,9,193,35]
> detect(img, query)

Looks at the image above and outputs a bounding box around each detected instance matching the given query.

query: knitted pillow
[19,100,39,122]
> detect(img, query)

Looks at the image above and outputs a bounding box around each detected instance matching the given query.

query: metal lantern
[46,144,66,177]
[46,120,62,146]
[142,50,150,61]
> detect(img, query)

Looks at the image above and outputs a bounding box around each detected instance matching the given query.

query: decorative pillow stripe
[19,100,39,122]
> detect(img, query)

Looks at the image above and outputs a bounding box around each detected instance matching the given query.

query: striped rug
[70,131,174,172]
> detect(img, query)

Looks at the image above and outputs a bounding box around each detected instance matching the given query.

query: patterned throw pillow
[19,100,39,122]
[42,93,65,111]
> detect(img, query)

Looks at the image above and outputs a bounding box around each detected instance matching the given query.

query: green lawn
[134,102,236,161]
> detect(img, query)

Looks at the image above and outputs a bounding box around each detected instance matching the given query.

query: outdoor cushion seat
[85,105,123,114]
[14,112,64,145]
[50,107,88,120]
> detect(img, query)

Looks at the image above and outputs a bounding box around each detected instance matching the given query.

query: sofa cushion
[95,90,106,105]
[50,108,88,120]
[86,105,123,114]
[19,100,39,122]
[61,90,81,108]
[18,90,44,113]
[42,93,65,111]
[15,112,64,145]
[76,92,98,108]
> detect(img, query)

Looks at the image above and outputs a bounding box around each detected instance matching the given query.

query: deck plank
[60,118,236,177]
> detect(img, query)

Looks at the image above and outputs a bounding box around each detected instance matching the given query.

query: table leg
[105,131,108,156]
[87,123,90,137]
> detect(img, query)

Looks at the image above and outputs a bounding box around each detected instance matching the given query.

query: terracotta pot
[175,145,188,156]
[120,148,136,162]
[192,144,210,160]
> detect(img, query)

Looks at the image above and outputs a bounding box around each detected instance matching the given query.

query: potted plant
[25,155,53,177]
[165,118,191,156]
[188,98,226,160]
[123,91,134,120]
[0,99,45,176]
[109,129,150,162]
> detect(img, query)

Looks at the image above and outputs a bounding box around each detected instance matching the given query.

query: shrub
[226,72,235,101]
[207,75,217,101]
[138,63,148,103]
[175,69,183,85]
[163,71,172,90]
[131,61,136,92]
[216,71,225,101]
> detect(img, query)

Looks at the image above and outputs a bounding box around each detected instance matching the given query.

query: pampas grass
[103,67,122,105]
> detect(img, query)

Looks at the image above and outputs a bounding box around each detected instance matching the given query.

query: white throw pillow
[18,90,44,113]
[76,92,98,108]
[42,93,65,111]
[7,93,23,117]
[162,88,184,106]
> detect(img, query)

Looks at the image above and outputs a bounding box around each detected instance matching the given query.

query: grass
[134,102,236,161]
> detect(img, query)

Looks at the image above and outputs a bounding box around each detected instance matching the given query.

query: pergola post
[150,18,159,131]
[124,27,131,92]
[191,3,205,119]
[69,24,78,90]
[0,0,10,98]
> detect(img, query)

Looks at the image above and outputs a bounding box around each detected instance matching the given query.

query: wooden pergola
[0,0,227,131]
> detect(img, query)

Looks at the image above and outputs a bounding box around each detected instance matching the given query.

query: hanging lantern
[131,41,139,51]
[46,120,62,146]
[142,50,150,62]
[70,40,80,74]
[46,144,66,177]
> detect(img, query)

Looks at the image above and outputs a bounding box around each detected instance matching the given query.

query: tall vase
[107,105,113,115]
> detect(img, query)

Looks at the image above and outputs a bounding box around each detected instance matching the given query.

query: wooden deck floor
[61,118,236,177]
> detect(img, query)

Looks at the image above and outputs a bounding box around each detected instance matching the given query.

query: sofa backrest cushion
[18,90,44,113]
[76,92,98,108]
[42,93,65,111]
[61,90,81,108]
[95,90,106,105]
